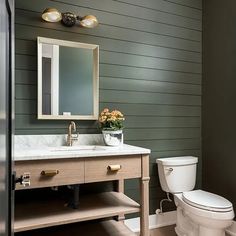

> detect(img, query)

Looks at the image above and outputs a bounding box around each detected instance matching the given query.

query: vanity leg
[116,179,125,221]
[140,154,150,236]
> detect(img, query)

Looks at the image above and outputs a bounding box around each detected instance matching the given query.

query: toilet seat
[175,193,234,221]
[183,190,233,212]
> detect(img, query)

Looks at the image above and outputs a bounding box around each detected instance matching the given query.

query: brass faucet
[67,121,78,146]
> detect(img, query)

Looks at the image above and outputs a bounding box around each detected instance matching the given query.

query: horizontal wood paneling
[128,139,200,152]
[99,64,201,84]
[15,51,201,74]
[15,84,201,105]
[15,73,201,95]
[92,103,200,116]
[15,99,201,116]
[113,0,202,20]
[125,128,201,140]
[15,9,201,52]
[165,0,202,10]
[15,2,201,41]
[15,114,200,129]
[16,38,201,63]
[16,65,201,86]
[100,90,200,105]
[15,0,202,215]
[17,0,202,30]
[100,77,201,95]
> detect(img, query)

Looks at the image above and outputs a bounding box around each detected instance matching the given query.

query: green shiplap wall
[15,0,202,214]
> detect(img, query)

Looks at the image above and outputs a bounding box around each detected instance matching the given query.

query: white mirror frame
[37,37,99,120]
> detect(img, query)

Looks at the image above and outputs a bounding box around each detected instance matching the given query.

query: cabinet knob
[41,170,59,177]
[107,165,122,171]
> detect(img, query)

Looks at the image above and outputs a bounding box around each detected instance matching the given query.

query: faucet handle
[71,133,79,140]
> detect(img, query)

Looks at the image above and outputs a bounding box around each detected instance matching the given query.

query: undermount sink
[50,145,107,152]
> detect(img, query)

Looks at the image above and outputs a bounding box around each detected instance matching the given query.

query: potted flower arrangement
[99,108,125,146]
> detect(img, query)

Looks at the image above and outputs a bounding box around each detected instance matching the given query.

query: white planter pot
[102,130,123,146]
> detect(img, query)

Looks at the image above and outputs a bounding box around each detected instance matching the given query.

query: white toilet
[156,156,234,236]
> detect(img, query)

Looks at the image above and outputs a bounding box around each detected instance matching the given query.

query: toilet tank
[156,156,198,193]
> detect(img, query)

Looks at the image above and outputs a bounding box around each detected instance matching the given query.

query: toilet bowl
[174,191,234,236]
[156,156,234,236]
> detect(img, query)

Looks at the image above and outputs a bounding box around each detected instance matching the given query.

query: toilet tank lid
[156,156,198,166]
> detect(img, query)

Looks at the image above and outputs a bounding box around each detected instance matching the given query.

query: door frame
[5,0,14,235]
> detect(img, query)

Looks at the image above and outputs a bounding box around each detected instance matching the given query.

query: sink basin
[50,145,107,152]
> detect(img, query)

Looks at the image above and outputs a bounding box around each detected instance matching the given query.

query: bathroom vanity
[14,135,150,236]
[13,37,150,235]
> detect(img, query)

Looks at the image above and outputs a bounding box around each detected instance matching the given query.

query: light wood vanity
[14,144,150,236]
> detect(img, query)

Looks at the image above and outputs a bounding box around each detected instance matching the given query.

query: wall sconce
[42,8,98,28]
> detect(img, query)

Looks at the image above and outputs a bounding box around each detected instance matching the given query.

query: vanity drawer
[84,155,141,183]
[15,159,84,190]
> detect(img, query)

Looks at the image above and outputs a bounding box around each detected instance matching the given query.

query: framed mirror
[37,37,99,120]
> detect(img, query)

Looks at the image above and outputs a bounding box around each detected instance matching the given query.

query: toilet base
[174,194,233,236]
[199,226,225,236]
[175,206,198,236]
[176,225,225,236]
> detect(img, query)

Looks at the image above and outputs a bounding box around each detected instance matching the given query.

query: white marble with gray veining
[14,134,151,161]
[14,134,104,149]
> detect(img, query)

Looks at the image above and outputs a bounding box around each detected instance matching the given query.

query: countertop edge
[14,144,151,161]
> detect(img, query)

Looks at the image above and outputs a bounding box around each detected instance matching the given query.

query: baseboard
[124,211,235,234]
[124,211,177,233]
[226,221,236,236]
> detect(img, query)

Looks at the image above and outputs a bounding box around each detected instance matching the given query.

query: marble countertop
[14,134,150,161]
[14,144,151,161]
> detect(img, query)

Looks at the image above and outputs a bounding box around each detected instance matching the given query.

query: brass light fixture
[42,8,62,23]
[79,15,98,28]
[42,8,98,28]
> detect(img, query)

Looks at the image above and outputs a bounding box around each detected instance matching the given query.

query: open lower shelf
[14,191,140,232]
[15,219,137,236]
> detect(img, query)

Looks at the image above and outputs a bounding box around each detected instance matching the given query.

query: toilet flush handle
[166,168,173,172]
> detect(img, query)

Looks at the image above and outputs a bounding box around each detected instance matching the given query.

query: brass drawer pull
[107,165,121,171]
[41,170,59,177]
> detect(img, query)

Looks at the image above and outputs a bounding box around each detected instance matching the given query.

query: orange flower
[99,108,125,130]
[107,116,116,122]
[111,110,123,117]
[99,115,107,123]
[102,108,109,113]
